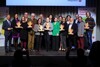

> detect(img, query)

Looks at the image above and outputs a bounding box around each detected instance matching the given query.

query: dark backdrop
[0,0,99,28]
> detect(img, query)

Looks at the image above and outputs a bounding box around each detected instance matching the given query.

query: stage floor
[0,47,77,56]
[0,47,90,67]
[0,47,89,56]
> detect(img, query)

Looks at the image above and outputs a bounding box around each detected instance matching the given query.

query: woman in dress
[20,16,28,51]
[11,14,20,50]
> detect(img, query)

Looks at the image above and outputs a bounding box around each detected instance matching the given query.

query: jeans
[86,31,92,49]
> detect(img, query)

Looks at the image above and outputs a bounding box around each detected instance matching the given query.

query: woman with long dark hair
[20,16,28,51]
[11,14,20,50]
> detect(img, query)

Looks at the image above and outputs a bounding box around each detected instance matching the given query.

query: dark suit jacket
[68,23,78,36]
[2,20,12,36]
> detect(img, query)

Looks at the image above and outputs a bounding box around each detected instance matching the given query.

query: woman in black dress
[20,16,28,51]
[11,14,20,50]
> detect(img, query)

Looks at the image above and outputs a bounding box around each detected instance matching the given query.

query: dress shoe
[9,50,13,52]
[5,51,9,53]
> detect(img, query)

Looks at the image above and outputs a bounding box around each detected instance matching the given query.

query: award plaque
[16,21,22,28]
[60,24,64,31]
[84,23,89,29]
[15,21,22,33]
[39,25,44,31]
[45,23,50,30]
[68,28,73,35]
[28,21,32,28]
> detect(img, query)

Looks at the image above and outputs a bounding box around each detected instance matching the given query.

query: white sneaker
[71,46,75,49]
[59,48,61,50]
[86,49,90,53]
[23,48,26,51]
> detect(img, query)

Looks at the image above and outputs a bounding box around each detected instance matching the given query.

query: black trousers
[52,36,59,51]
[44,31,51,51]
[5,34,12,52]
[35,35,42,51]
[68,35,77,49]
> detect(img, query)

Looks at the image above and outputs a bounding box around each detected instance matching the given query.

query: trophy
[68,28,73,35]
[16,21,22,28]
[60,24,64,31]
[45,23,50,30]
[84,22,89,29]
[28,21,32,28]
[39,25,44,31]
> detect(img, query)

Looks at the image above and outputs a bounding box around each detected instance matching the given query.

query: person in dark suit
[67,18,78,49]
[2,14,13,53]
[74,14,79,24]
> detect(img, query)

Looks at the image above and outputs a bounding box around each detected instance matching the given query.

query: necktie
[8,20,11,26]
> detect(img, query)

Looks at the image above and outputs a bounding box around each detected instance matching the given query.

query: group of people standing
[2,12,95,53]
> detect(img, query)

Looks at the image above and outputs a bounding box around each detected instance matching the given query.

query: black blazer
[11,19,19,35]
[60,22,68,36]
[68,22,78,36]
[2,20,12,36]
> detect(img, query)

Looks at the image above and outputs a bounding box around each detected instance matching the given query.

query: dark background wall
[0,0,97,18]
[0,0,97,20]
[9,6,78,18]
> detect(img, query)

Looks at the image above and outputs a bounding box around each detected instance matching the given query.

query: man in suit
[68,18,78,49]
[74,14,79,24]
[2,14,13,53]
